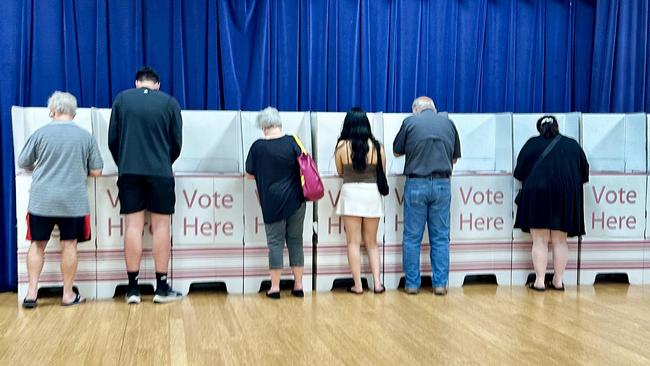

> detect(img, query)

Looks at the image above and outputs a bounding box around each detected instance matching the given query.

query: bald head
[412,96,437,115]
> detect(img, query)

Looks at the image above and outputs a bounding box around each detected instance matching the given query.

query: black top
[245,135,305,223]
[514,135,589,237]
[108,87,183,177]
[393,110,461,177]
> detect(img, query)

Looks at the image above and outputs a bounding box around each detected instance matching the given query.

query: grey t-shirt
[17,121,104,217]
[393,110,461,177]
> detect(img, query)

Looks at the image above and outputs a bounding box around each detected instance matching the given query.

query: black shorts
[27,213,91,242]
[117,174,176,215]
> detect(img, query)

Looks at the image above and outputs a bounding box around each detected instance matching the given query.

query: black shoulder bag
[373,140,389,196]
[515,135,562,205]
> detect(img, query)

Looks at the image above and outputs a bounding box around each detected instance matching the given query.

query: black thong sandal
[291,289,304,298]
[62,294,86,306]
[266,291,281,300]
[546,281,565,292]
[22,298,38,309]
[347,286,364,295]
[526,282,545,292]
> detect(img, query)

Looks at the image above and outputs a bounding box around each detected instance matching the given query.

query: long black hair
[336,107,376,171]
[536,115,560,138]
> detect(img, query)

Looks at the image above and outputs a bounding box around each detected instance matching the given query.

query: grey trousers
[263,202,306,269]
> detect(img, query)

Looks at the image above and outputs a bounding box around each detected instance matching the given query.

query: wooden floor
[0,285,649,365]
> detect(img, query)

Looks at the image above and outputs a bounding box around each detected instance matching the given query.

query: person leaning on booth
[245,107,307,300]
[108,66,183,304]
[334,107,386,294]
[393,96,461,296]
[514,115,589,292]
[17,91,104,308]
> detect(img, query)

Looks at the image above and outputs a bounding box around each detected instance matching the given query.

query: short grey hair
[47,91,77,116]
[256,106,282,130]
[412,96,437,115]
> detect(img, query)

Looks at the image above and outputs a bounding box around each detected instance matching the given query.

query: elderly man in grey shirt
[17,91,103,308]
[393,96,461,296]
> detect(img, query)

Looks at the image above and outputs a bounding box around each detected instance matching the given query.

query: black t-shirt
[108,87,183,177]
[245,135,304,223]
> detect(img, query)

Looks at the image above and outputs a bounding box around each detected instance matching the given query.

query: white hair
[256,106,282,130]
[47,91,77,116]
[412,97,437,115]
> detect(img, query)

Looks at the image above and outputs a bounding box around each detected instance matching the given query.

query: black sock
[127,271,139,291]
[156,272,169,292]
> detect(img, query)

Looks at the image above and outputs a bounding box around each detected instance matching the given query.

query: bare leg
[151,213,171,273]
[343,216,363,292]
[26,241,47,300]
[291,266,304,291]
[60,240,79,303]
[269,269,282,293]
[362,217,383,291]
[550,230,569,288]
[124,211,145,272]
[530,228,550,289]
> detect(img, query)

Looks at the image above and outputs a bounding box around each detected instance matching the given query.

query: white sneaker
[125,288,141,304]
[153,287,183,304]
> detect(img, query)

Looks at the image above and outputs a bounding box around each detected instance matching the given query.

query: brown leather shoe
[434,287,447,296]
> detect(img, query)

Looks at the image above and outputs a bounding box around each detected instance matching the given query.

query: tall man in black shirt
[109,66,183,304]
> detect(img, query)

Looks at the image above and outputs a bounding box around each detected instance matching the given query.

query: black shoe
[125,288,141,304]
[153,286,183,303]
[527,282,545,292]
[373,285,386,294]
[22,297,38,309]
[291,289,304,298]
[266,291,281,299]
[546,280,565,291]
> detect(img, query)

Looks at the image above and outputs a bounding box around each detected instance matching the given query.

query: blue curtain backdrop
[1,0,649,291]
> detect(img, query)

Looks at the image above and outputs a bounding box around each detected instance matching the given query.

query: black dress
[514,134,589,237]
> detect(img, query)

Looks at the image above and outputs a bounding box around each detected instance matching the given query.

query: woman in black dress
[514,116,589,291]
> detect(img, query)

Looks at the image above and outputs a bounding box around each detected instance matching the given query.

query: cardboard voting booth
[511,113,581,286]
[647,114,650,284]
[580,114,646,285]
[12,107,96,302]
[241,111,314,293]
[171,110,244,295]
[314,112,384,291]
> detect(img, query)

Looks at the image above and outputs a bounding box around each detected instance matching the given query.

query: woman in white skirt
[335,107,386,294]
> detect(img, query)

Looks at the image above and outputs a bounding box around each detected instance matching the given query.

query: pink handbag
[293,135,324,201]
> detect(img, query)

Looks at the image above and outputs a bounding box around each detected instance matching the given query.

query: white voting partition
[511,113,581,286]
[172,111,244,294]
[451,113,512,173]
[15,175,97,302]
[580,114,647,285]
[95,177,155,297]
[91,108,118,175]
[647,115,650,284]
[13,106,92,171]
[383,113,411,176]
[241,111,314,293]
[313,112,384,291]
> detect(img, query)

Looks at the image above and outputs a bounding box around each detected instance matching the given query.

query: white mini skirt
[336,182,384,218]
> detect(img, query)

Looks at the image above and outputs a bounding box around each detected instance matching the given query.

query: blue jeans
[402,178,451,289]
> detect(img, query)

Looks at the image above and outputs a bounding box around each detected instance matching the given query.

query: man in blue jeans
[393,97,461,295]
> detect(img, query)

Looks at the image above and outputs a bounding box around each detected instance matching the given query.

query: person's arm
[108,96,120,165]
[451,121,461,165]
[579,144,589,184]
[169,98,183,163]
[87,135,104,177]
[335,141,345,177]
[513,141,531,182]
[393,120,408,157]
[245,142,256,180]
[17,134,38,171]
[380,144,387,169]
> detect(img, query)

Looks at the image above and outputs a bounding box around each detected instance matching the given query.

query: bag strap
[292,134,306,154]
[528,135,561,179]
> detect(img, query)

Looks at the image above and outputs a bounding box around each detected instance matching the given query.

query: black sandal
[62,294,86,306]
[291,289,304,298]
[347,286,364,295]
[373,285,386,294]
[546,280,565,291]
[22,298,38,309]
[266,291,281,299]
[526,282,545,292]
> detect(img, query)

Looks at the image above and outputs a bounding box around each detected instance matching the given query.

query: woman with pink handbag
[245,107,308,299]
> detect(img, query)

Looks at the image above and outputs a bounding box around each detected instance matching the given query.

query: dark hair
[536,115,559,138]
[336,107,376,171]
[135,66,160,84]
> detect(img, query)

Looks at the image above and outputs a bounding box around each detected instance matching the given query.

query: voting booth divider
[579,114,647,285]
[11,107,650,300]
[511,113,581,286]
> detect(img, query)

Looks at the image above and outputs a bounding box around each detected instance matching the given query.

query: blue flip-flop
[22,298,38,309]
[62,294,86,306]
